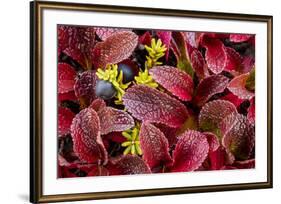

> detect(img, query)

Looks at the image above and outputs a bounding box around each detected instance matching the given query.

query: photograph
[30,2,273,202]
[57,26,256,178]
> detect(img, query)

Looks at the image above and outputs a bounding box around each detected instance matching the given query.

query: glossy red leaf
[149,66,194,101]
[220,113,255,160]
[58,107,75,136]
[171,130,209,172]
[224,47,244,72]
[199,100,237,134]
[171,32,194,76]
[104,132,127,143]
[138,31,152,46]
[194,75,229,106]
[242,55,255,73]
[58,63,76,93]
[123,85,189,128]
[220,92,244,107]
[190,49,209,80]
[201,37,227,74]
[95,27,131,40]
[71,108,108,164]
[58,26,95,53]
[89,98,106,112]
[87,165,109,176]
[185,32,197,48]
[92,31,138,68]
[63,47,91,70]
[229,34,253,43]
[204,132,220,153]
[156,31,172,60]
[228,72,255,100]
[74,71,97,105]
[58,91,77,103]
[58,26,96,69]
[140,122,173,169]
[97,107,135,135]
[108,155,151,175]
[208,146,227,170]
[154,123,178,147]
[247,98,255,125]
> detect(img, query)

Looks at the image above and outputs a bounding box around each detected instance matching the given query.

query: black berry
[118,60,139,83]
[95,80,116,100]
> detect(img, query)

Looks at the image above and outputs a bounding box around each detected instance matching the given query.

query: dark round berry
[95,80,117,100]
[118,60,139,83]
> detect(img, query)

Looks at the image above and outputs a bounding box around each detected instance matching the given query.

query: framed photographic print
[30,1,273,203]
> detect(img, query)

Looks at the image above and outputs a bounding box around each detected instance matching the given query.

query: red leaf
[74,71,97,105]
[190,49,209,80]
[204,132,220,153]
[140,123,173,169]
[58,107,75,136]
[58,26,96,69]
[58,91,77,103]
[87,165,109,176]
[89,98,106,112]
[201,37,227,74]
[220,92,244,107]
[104,132,127,143]
[171,32,194,76]
[229,34,253,43]
[208,147,227,170]
[149,66,194,101]
[58,63,76,93]
[228,72,255,100]
[184,32,197,48]
[58,154,77,167]
[108,155,151,175]
[199,100,237,133]
[58,166,77,178]
[97,107,135,135]
[95,27,131,40]
[233,159,255,169]
[247,98,255,125]
[224,47,244,72]
[154,123,178,147]
[92,31,138,68]
[58,26,95,53]
[171,130,209,172]
[220,113,255,160]
[156,31,172,60]
[242,55,255,73]
[138,31,152,46]
[71,108,108,164]
[63,47,91,70]
[194,75,229,106]
[123,85,189,128]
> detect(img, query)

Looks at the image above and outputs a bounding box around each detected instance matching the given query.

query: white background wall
[0,0,279,203]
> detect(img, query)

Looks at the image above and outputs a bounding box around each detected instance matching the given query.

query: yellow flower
[134,68,158,88]
[121,123,142,155]
[133,38,166,88]
[144,38,167,69]
[96,64,130,104]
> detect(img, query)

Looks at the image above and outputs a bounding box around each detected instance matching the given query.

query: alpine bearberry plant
[58,25,255,178]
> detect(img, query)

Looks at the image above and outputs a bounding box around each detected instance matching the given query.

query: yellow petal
[123,146,131,155]
[121,141,132,147]
[131,145,136,155]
